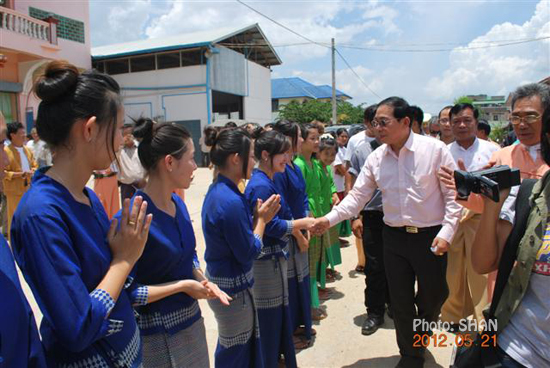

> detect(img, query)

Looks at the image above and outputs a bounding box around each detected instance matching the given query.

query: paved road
[22,167,455,367]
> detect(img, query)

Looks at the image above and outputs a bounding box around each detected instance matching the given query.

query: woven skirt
[253,257,297,368]
[287,237,313,339]
[141,317,209,368]
[208,288,264,368]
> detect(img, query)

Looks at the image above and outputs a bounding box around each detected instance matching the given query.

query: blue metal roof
[271,77,352,100]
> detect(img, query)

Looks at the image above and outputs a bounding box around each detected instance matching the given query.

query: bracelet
[351,216,360,222]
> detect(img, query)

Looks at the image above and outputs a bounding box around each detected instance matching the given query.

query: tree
[454,95,474,105]
[489,122,509,145]
[277,99,364,125]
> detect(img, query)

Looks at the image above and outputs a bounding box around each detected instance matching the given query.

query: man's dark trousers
[362,210,390,318]
[383,225,449,368]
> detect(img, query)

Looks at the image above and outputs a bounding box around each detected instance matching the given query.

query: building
[91,24,280,163]
[271,77,352,121]
[0,0,91,129]
[467,94,508,125]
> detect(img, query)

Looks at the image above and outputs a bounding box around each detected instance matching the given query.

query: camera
[454,165,521,202]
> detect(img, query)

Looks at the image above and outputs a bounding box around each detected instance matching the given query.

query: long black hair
[132,118,191,172]
[34,60,122,159]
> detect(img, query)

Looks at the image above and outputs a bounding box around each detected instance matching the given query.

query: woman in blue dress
[10,60,152,367]
[272,121,314,349]
[0,234,46,367]
[119,118,230,367]
[202,128,281,368]
[245,131,315,367]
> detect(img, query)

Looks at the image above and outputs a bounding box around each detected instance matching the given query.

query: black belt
[388,225,441,234]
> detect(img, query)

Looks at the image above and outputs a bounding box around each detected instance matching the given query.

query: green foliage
[453,95,474,105]
[489,122,508,145]
[277,99,364,125]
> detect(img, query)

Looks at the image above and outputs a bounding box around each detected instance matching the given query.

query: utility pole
[331,38,337,126]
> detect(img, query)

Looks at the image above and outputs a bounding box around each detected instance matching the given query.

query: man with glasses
[440,103,499,333]
[437,105,455,145]
[312,97,461,368]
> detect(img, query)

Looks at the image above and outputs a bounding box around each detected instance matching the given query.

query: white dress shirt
[15,146,30,172]
[344,131,373,163]
[333,146,346,192]
[448,137,500,171]
[326,132,462,243]
[117,145,144,184]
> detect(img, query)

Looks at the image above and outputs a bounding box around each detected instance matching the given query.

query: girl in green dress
[317,137,342,280]
[293,124,329,320]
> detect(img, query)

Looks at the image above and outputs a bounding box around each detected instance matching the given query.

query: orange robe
[93,169,120,219]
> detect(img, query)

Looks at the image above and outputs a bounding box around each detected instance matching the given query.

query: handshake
[302,217,331,236]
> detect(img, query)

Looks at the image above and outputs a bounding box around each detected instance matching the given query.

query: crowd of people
[0,59,549,368]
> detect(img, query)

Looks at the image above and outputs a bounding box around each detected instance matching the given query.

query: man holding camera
[439,103,499,331]
[312,97,461,368]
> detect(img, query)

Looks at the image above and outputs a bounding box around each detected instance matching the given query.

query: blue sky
[90,0,550,114]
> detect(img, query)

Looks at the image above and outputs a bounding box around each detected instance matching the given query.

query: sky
[90,0,550,115]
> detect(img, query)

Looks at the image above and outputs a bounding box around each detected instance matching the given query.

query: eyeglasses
[371,118,396,128]
[510,114,541,125]
[450,117,475,127]
[438,118,450,125]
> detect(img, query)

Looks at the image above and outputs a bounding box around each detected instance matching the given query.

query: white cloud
[141,1,399,64]
[425,0,550,104]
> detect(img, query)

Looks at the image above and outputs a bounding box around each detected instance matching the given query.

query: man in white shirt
[313,97,461,368]
[439,103,499,332]
[117,124,145,202]
[26,128,52,168]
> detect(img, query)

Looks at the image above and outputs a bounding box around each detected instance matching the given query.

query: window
[92,61,105,73]
[271,99,279,112]
[157,52,180,69]
[106,59,129,75]
[130,55,155,72]
[181,50,202,66]
[493,114,499,121]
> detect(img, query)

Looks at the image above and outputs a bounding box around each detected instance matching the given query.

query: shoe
[361,315,384,335]
[311,308,327,321]
[355,265,365,273]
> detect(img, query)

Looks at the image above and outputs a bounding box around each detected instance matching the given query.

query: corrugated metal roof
[272,77,352,100]
[92,24,281,67]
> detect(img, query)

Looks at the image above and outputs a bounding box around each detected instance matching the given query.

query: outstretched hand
[310,217,330,236]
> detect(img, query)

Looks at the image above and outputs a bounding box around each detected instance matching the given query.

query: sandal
[355,265,365,273]
[294,326,317,336]
[311,308,327,321]
[293,335,311,350]
[318,288,331,301]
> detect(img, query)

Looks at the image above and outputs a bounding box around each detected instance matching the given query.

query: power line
[219,36,549,53]
[335,48,381,100]
[235,0,329,49]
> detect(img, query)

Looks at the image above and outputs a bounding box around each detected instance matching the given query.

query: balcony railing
[0,7,54,44]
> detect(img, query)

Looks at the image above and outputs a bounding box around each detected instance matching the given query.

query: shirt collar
[384,130,416,155]
[217,174,243,195]
[455,137,479,152]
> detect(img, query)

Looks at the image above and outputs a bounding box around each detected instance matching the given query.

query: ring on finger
[129,220,136,226]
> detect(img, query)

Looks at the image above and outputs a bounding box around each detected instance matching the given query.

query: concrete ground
[22,167,456,367]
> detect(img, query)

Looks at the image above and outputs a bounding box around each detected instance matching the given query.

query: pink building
[0,0,91,129]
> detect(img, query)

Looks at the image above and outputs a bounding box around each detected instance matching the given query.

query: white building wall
[244,60,272,125]
[110,65,209,128]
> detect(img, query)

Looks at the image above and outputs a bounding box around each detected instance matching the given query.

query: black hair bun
[34,60,79,103]
[132,117,155,140]
[204,126,219,147]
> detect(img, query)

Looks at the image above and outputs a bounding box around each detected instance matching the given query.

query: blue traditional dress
[202,174,264,368]
[0,236,46,367]
[114,191,208,368]
[245,169,297,368]
[274,163,313,341]
[11,168,146,367]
